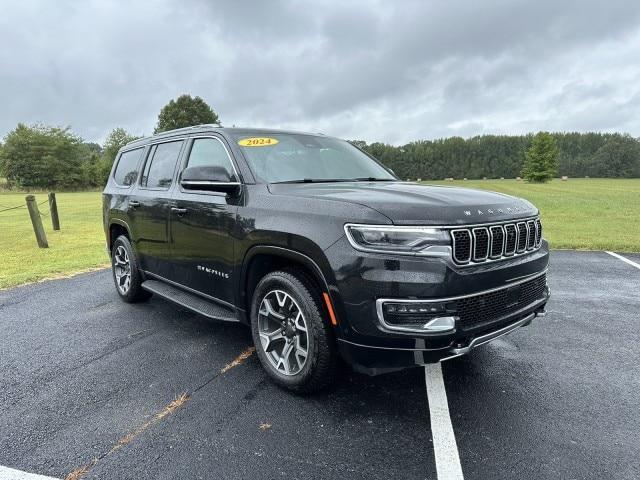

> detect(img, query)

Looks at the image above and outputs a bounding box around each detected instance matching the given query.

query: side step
[141,279,239,322]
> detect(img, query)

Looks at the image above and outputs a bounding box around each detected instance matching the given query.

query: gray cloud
[1,0,640,145]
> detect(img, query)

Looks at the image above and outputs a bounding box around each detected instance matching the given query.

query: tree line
[354,132,640,180]
[0,125,140,189]
[0,95,217,189]
[1,93,639,189]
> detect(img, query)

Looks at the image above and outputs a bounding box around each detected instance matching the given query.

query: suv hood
[268,181,538,225]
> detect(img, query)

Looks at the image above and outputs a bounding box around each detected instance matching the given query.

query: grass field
[1,178,639,289]
[427,178,640,252]
[0,191,108,289]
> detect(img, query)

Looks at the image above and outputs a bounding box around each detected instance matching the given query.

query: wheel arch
[239,246,338,326]
[108,219,132,252]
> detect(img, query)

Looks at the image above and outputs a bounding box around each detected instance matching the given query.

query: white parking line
[606,251,640,271]
[0,466,61,480]
[424,363,464,480]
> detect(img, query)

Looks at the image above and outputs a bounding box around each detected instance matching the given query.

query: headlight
[344,224,451,255]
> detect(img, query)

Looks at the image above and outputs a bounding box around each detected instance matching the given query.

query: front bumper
[338,303,548,375]
[325,236,551,375]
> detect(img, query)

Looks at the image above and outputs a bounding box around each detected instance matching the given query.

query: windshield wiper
[272,178,356,184]
[351,177,396,182]
[273,177,396,184]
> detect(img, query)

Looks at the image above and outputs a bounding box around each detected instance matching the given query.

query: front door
[169,136,240,303]
[128,140,184,278]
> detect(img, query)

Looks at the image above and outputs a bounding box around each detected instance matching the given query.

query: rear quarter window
[113,148,143,186]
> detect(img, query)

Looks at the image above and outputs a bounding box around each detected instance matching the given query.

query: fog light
[380,301,458,332]
[384,302,447,315]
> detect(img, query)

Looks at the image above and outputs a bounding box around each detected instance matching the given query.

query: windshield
[231,133,396,183]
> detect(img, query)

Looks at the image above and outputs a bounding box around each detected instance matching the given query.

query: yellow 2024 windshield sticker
[238,137,279,147]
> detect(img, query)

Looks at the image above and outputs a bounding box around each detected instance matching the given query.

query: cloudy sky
[1,0,640,145]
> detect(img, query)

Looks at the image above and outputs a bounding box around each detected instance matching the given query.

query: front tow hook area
[535,307,547,317]
[418,316,457,333]
[441,309,547,361]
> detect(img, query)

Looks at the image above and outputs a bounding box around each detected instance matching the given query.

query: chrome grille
[504,224,517,255]
[452,230,472,263]
[489,226,504,258]
[450,217,543,266]
[535,219,542,246]
[516,222,527,252]
[526,220,536,250]
[472,228,489,261]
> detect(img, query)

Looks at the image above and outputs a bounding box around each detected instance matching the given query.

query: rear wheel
[111,235,151,303]
[250,270,337,393]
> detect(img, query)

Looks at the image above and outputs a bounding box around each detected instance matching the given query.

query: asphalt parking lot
[1,251,638,480]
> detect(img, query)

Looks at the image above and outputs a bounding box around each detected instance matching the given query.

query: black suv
[103,125,549,392]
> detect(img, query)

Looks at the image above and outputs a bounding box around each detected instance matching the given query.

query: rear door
[109,145,146,230]
[169,135,240,303]
[128,139,185,278]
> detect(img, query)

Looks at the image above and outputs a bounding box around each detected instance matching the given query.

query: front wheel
[250,270,337,393]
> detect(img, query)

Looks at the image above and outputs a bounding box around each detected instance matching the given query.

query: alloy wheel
[258,290,309,375]
[113,245,132,294]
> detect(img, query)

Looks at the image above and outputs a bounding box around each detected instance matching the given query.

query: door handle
[129,200,141,208]
[171,207,188,216]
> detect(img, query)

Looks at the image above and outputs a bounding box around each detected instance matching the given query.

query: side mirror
[180,166,241,194]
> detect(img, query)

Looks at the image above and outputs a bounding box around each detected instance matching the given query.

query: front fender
[235,234,339,317]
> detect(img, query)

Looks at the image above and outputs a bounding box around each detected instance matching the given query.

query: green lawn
[0,178,638,289]
[0,191,108,289]
[425,178,640,252]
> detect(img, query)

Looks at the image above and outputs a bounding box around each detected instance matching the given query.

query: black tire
[111,235,151,303]
[250,270,338,393]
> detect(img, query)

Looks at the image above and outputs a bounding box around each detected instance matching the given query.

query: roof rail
[153,123,222,136]
[124,123,222,147]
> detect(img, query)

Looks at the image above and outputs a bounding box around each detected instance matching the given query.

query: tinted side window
[186,138,237,180]
[141,141,183,189]
[113,148,143,186]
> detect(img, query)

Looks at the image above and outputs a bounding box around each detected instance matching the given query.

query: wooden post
[25,195,48,248]
[48,192,60,230]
